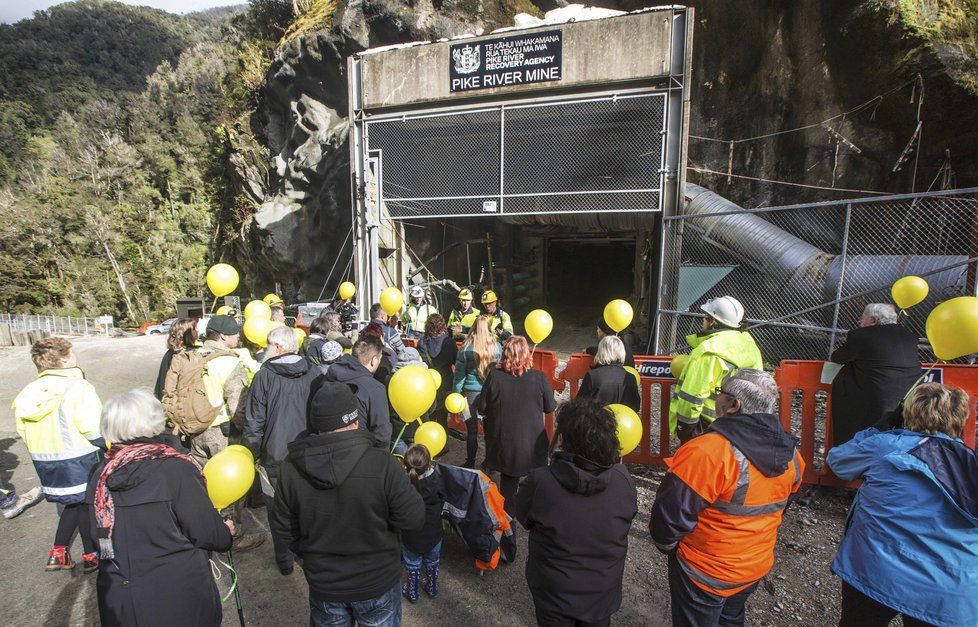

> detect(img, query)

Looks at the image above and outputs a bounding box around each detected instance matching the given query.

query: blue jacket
[452,343,501,393]
[827,429,978,626]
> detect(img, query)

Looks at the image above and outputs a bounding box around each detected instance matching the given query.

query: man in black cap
[585,318,635,368]
[271,382,425,626]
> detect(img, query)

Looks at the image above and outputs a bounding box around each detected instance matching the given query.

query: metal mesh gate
[657,187,978,363]
[364,91,667,219]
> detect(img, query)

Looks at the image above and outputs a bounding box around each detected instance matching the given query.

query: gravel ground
[0,334,853,627]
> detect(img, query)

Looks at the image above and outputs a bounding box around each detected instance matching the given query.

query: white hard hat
[409,286,424,298]
[700,296,745,328]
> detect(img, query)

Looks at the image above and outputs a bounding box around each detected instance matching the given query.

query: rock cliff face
[238,0,978,299]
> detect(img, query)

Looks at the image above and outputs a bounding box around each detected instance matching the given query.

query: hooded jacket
[13,368,105,504]
[514,453,638,621]
[668,329,763,434]
[828,429,978,626]
[270,430,424,602]
[243,354,321,470]
[84,435,232,627]
[650,412,803,597]
[324,354,392,447]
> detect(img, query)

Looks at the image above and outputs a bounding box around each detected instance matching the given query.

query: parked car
[143,318,176,335]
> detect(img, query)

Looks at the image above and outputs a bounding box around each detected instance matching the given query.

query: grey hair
[725,369,778,414]
[594,335,626,366]
[101,388,167,443]
[267,326,298,353]
[864,303,898,325]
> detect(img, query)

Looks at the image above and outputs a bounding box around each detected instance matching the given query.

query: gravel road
[0,335,851,626]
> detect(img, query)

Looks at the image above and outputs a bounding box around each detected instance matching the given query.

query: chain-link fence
[364,90,667,219]
[657,186,978,363]
[3,313,115,336]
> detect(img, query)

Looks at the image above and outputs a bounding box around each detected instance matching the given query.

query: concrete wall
[359,10,676,110]
[0,325,50,347]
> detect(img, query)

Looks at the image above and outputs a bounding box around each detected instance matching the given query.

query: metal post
[827,203,853,357]
[84,317,89,335]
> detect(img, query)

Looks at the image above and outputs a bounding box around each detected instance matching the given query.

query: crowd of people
[5,288,977,627]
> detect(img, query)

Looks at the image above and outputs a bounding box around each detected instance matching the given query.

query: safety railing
[2,313,114,336]
[558,355,978,488]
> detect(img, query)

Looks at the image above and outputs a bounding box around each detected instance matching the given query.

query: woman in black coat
[86,389,233,627]
[578,335,641,413]
[477,335,556,512]
[418,314,458,432]
[513,397,638,627]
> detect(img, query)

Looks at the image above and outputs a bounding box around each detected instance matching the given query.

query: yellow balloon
[206,263,239,298]
[892,276,929,310]
[216,305,233,316]
[670,355,688,379]
[445,392,466,414]
[414,421,447,457]
[380,287,403,317]
[225,444,254,463]
[244,299,272,321]
[243,317,272,347]
[339,281,356,300]
[607,403,643,457]
[429,369,442,390]
[269,321,286,330]
[388,364,437,421]
[293,327,307,345]
[524,309,553,344]
[623,365,641,388]
[203,448,255,510]
[604,299,633,333]
[926,296,978,360]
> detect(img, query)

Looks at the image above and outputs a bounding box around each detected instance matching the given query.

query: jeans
[460,391,481,465]
[838,581,936,627]
[668,553,758,627]
[402,539,442,569]
[309,583,402,627]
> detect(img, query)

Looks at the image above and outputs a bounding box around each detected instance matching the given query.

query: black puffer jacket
[324,355,392,447]
[243,354,321,467]
[513,453,638,622]
[271,430,425,602]
[85,436,232,627]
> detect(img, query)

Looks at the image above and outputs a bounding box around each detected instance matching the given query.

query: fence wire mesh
[3,313,114,336]
[657,187,978,363]
[365,92,666,219]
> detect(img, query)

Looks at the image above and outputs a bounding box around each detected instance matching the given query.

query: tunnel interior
[545,238,636,323]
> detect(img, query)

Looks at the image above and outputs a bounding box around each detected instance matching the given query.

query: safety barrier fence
[3,313,114,336]
[558,354,978,487]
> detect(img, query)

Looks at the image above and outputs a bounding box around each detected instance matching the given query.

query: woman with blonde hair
[452,316,501,469]
[477,336,556,512]
[827,383,978,626]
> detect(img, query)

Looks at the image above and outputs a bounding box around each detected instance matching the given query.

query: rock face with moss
[249,0,978,299]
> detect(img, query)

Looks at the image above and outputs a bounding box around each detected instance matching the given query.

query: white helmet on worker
[701,296,745,328]
[409,286,424,299]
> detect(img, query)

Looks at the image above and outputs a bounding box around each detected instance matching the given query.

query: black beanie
[309,382,359,433]
[597,317,616,336]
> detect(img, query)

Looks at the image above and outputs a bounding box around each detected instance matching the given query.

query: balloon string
[903,360,944,403]
[211,296,219,314]
[390,422,409,454]
[215,554,238,603]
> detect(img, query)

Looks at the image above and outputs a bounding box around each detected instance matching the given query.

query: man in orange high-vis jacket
[650,369,803,627]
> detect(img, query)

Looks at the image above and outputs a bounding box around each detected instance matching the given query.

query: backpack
[161,348,238,437]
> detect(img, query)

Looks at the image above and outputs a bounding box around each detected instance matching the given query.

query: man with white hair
[243,325,322,575]
[830,303,921,446]
[650,369,804,627]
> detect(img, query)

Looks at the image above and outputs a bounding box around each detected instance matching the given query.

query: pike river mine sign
[450,30,562,92]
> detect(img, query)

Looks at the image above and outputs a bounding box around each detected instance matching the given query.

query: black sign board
[449,30,562,93]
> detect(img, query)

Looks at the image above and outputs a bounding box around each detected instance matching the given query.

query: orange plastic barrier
[560,354,678,465]
[775,360,978,488]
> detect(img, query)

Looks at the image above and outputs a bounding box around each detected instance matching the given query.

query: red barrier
[446,349,563,440]
[560,354,678,465]
[775,360,978,488]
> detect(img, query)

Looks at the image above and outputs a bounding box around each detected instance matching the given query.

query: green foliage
[282,0,336,45]
[0,2,252,322]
